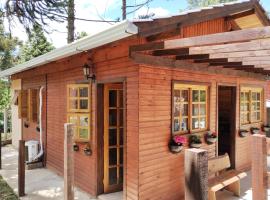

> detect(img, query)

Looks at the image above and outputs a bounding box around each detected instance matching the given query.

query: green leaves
[0,80,10,111]
[19,24,55,62]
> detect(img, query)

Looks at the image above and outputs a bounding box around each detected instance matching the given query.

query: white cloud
[134,6,170,19]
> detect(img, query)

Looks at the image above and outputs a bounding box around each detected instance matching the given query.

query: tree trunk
[67,0,75,43]
[3,108,8,140]
[122,0,126,20]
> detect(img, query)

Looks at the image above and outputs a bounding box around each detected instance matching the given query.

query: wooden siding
[138,64,267,200]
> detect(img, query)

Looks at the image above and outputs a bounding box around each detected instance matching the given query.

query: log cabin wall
[137,64,267,199]
[11,36,141,197]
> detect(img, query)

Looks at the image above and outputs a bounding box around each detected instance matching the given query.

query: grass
[0,175,18,200]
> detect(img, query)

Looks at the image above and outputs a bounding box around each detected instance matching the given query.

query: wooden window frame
[172,82,209,135]
[240,87,263,125]
[67,84,91,142]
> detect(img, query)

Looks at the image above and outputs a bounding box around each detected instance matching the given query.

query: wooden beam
[254,3,270,26]
[139,23,181,38]
[210,49,270,59]
[152,48,189,56]
[190,39,270,55]
[209,62,242,67]
[129,41,164,53]
[194,58,228,64]
[18,140,25,197]
[251,134,267,200]
[165,26,270,49]
[130,52,266,79]
[229,56,270,63]
[185,148,208,200]
[176,54,209,60]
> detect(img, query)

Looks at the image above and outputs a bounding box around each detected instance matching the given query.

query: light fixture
[83,62,96,81]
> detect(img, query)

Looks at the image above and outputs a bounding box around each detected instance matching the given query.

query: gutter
[0,20,138,78]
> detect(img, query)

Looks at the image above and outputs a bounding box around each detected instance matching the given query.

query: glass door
[104,83,124,193]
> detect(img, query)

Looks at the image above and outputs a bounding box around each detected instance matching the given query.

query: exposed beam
[165,26,270,49]
[176,54,209,60]
[152,48,189,56]
[229,56,270,63]
[194,58,228,64]
[209,62,243,67]
[130,52,266,79]
[190,39,270,54]
[210,49,270,59]
[129,41,164,53]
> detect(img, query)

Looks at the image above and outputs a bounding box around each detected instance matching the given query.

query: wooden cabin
[1,0,270,199]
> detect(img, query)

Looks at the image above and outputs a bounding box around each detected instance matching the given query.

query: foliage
[75,31,88,41]
[187,0,235,9]
[2,0,67,33]
[189,134,202,144]
[0,80,10,111]
[0,175,18,200]
[138,13,155,19]
[19,24,55,63]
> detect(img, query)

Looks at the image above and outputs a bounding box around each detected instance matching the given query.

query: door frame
[96,78,126,195]
[216,83,237,169]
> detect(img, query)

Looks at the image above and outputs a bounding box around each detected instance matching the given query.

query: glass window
[67,114,91,141]
[240,88,263,125]
[173,83,208,134]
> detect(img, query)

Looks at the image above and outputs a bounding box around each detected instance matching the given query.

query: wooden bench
[208,153,247,200]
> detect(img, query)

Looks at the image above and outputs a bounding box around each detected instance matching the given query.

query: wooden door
[104,83,124,193]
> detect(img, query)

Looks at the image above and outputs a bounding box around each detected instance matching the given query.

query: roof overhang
[0,20,138,78]
[130,26,270,79]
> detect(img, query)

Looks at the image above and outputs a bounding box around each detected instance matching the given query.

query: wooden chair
[208,153,247,200]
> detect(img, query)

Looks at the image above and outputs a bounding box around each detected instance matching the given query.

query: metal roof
[0,20,138,77]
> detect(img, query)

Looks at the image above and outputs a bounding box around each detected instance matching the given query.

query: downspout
[33,86,44,160]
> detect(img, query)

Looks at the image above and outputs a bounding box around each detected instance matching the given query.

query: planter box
[206,137,217,144]
[169,145,183,154]
[239,131,249,138]
[190,143,202,148]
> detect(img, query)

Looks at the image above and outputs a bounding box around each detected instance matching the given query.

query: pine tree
[187,0,235,9]
[19,25,55,62]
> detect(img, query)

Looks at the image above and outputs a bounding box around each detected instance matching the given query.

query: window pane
[192,104,199,116]
[257,93,261,101]
[180,118,188,131]
[109,129,117,146]
[120,148,123,164]
[79,128,89,140]
[109,167,117,185]
[256,112,261,121]
[109,90,117,107]
[79,87,88,97]
[119,90,124,108]
[109,148,117,165]
[174,104,180,117]
[252,92,257,101]
[174,118,180,132]
[192,90,199,102]
[257,102,260,111]
[69,99,78,110]
[192,118,200,129]
[200,117,206,129]
[181,90,188,102]
[119,109,123,127]
[69,88,77,97]
[80,99,88,110]
[252,102,256,111]
[69,116,77,124]
[79,116,88,126]
[200,104,206,115]
[251,112,257,122]
[174,90,180,103]
[119,167,123,184]
[200,90,206,102]
[182,104,188,116]
[120,128,124,145]
[109,109,117,126]
[244,92,250,101]
[240,92,244,101]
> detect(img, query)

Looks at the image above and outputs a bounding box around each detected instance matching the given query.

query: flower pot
[239,131,249,138]
[251,128,260,135]
[190,143,202,148]
[169,145,183,154]
[206,137,217,144]
[73,144,79,152]
[264,126,270,132]
[84,148,92,156]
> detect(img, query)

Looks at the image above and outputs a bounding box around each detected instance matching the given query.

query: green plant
[189,134,202,144]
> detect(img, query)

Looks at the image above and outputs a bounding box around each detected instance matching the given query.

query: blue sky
[9,0,270,48]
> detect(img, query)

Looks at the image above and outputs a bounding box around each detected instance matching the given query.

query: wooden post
[18,140,25,197]
[0,131,2,170]
[251,134,267,200]
[64,123,75,200]
[185,148,208,200]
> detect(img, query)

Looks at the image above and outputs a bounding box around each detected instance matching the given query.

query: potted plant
[169,135,187,154]
[239,129,249,137]
[264,125,270,137]
[84,143,92,156]
[73,143,79,151]
[205,131,217,144]
[250,127,260,135]
[189,134,202,148]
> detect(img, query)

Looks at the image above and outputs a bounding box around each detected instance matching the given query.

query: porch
[1,145,269,200]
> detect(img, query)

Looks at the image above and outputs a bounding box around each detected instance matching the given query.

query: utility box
[25,140,39,163]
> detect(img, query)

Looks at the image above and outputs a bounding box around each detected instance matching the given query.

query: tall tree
[187,0,235,8]
[19,25,55,63]
[67,0,75,43]
[3,0,67,33]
